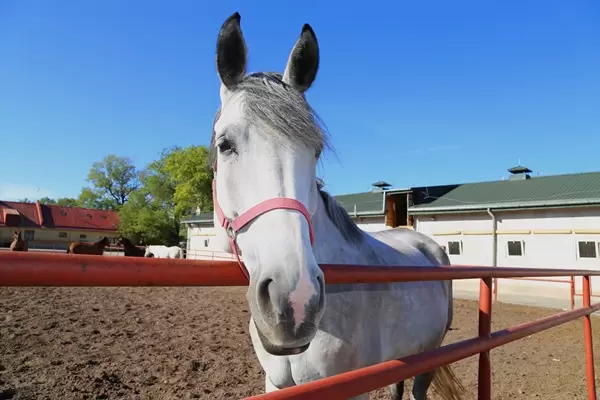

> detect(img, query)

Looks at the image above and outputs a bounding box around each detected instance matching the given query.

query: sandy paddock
[1,286,599,399]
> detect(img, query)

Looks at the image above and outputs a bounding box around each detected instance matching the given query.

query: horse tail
[431,364,465,400]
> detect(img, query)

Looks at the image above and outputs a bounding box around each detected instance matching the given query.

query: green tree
[116,146,212,245]
[77,188,117,210]
[163,145,213,217]
[82,155,139,210]
[38,197,57,205]
[56,197,79,207]
[118,158,178,245]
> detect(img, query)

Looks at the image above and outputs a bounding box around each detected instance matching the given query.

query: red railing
[0,252,598,399]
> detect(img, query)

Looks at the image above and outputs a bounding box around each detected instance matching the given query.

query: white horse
[144,245,183,259]
[209,13,464,400]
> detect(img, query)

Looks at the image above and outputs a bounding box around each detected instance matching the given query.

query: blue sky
[1,0,598,201]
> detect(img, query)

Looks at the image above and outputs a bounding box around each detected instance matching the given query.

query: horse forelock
[209,72,330,166]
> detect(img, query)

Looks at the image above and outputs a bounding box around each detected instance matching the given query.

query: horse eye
[218,139,233,154]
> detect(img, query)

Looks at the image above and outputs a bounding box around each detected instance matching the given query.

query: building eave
[408,198,600,215]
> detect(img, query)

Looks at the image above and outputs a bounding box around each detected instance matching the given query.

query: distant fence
[492,276,600,310]
[0,245,126,256]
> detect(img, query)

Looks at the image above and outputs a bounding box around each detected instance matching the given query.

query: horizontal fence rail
[2,252,600,286]
[0,251,598,399]
[246,301,600,400]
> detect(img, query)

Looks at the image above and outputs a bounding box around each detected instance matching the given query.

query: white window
[24,230,35,241]
[58,232,67,238]
[79,234,87,241]
[447,241,462,255]
[578,241,598,259]
[507,240,524,257]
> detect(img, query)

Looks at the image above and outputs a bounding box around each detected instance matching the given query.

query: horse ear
[282,24,319,93]
[216,12,247,90]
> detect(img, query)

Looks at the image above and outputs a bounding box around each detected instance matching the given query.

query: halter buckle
[225,220,237,241]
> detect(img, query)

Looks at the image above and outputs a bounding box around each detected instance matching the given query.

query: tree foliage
[82,155,139,210]
[38,197,80,207]
[21,147,212,246]
[163,146,213,217]
[56,197,79,207]
[116,145,212,245]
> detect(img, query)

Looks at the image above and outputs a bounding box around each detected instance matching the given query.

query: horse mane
[316,180,365,244]
[210,71,364,244]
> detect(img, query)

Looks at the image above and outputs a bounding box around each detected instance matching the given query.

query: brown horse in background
[9,231,28,251]
[117,237,146,257]
[67,236,110,255]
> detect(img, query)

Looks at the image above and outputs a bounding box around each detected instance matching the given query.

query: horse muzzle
[248,273,325,356]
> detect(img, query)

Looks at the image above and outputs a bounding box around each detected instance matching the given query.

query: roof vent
[60,210,67,216]
[507,165,532,181]
[86,213,92,218]
[371,180,392,192]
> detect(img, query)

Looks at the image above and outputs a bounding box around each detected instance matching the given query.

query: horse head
[144,246,154,258]
[211,12,325,356]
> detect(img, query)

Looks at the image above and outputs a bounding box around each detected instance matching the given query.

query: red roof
[0,201,119,232]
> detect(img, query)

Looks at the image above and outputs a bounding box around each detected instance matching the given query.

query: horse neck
[311,192,381,265]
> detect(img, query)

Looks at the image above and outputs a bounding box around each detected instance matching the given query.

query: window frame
[577,240,598,259]
[506,240,524,257]
[447,241,462,256]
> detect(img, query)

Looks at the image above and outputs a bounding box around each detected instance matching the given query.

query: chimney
[371,180,392,192]
[35,200,45,227]
[507,165,532,181]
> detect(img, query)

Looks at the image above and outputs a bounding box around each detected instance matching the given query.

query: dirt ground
[0,286,598,400]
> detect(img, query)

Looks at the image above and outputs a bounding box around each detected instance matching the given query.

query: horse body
[144,245,182,259]
[67,237,110,255]
[249,214,455,399]
[9,231,28,252]
[117,237,146,257]
[211,13,463,400]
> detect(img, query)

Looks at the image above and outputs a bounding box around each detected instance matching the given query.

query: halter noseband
[211,163,315,279]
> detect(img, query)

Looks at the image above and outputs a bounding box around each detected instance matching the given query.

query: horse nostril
[257,278,274,313]
[316,275,325,311]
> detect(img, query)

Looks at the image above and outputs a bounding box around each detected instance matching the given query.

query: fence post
[583,275,597,400]
[493,277,498,303]
[478,277,493,400]
[570,276,575,310]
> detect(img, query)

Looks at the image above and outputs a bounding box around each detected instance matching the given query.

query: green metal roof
[409,171,600,214]
[332,191,386,216]
[181,212,213,224]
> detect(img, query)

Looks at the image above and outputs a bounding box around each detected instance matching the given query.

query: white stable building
[408,166,600,307]
[181,180,458,259]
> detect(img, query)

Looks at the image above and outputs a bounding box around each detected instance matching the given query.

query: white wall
[352,216,389,232]
[414,207,600,302]
[184,215,392,260]
[185,224,234,260]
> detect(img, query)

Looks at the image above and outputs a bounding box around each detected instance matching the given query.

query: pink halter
[212,163,315,279]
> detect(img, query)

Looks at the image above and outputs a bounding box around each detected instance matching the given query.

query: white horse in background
[144,245,183,259]
[209,12,464,400]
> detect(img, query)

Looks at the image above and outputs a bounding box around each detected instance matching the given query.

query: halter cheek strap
[211,163,315,279]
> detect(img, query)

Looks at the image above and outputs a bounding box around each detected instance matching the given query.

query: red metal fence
[493,276,600,310]
[0,252,598,399]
